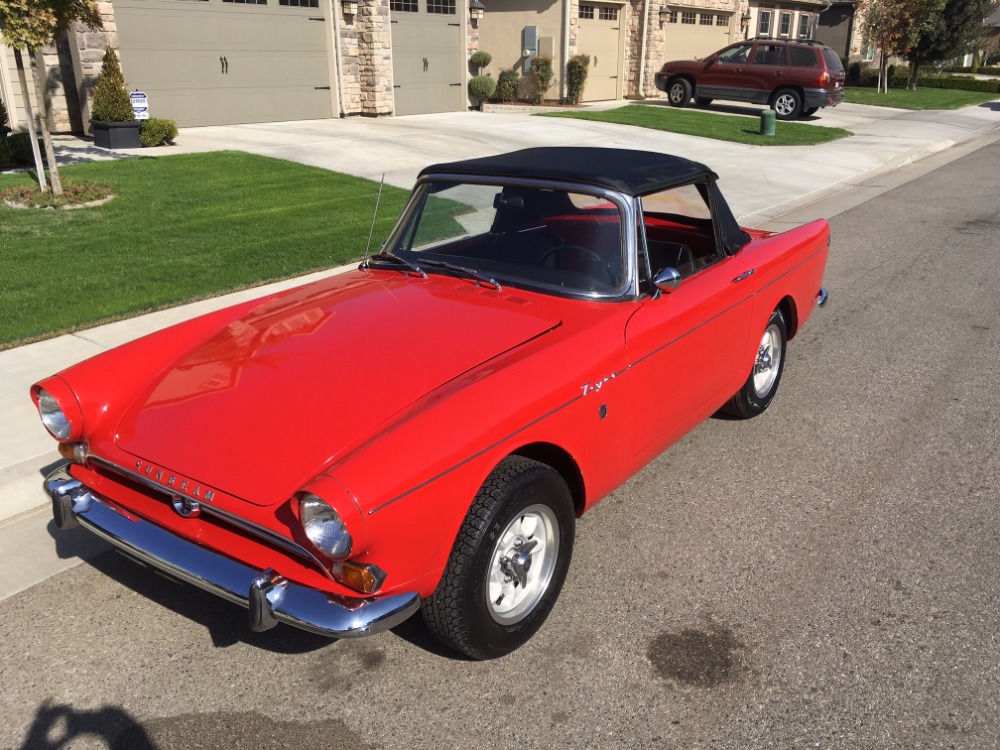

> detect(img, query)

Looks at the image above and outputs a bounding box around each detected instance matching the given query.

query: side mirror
[654,267,682,294]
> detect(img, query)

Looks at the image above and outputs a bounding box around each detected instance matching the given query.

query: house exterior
[0,0,867,134]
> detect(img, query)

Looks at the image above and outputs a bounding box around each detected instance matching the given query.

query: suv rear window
[789,47,817,68]
[822,48,844,71]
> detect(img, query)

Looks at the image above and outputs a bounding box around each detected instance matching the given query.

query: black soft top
[420,147,751,256]
[420,147,716,196]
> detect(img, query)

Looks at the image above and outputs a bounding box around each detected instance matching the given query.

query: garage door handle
[308,16,324,21]
[220,56,228,75]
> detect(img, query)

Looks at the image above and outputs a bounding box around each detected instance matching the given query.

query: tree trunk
[11,48,47,193]
[879,51,888,94]
[30,47,62,196]
[908,59,919,90]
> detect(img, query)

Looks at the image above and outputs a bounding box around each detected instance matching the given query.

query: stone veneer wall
[68,1,119,128]
[357,0,394,115]
[340,7,362,113]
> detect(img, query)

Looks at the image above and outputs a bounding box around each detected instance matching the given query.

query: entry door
[577,2,625,101]
[390,0,465,115]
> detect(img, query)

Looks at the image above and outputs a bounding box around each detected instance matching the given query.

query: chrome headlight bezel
[299,493,353,559]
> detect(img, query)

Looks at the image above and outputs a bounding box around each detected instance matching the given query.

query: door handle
[732,269,755,283]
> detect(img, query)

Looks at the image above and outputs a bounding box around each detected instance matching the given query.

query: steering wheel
[540,244,616,288]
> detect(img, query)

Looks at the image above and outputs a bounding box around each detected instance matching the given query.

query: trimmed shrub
[0,133,43,169]
[469,50,492,73]
[496,69,519,102]
[139,117,178,147]
[917,76,1000,93]
[847,62,861,85]
[529,55,554,105]
[0,96,8,129]
[468,74,497,101]
[565,54,590,105]
[945,64,1000,76]
[91,47,135,122]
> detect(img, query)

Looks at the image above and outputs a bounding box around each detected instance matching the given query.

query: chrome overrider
[44,466,421,638]
[816,287,829,307]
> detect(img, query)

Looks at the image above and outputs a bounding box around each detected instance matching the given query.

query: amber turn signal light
[333,561,388,594]
[58,442,87,464]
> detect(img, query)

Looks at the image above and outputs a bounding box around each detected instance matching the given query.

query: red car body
[36,148,828,657]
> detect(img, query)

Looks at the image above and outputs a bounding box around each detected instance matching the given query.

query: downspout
[330,0,347,116]
[562,0,571,100]
[637,0,651,98]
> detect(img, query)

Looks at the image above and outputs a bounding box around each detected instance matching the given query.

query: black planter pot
[91,119,141,149]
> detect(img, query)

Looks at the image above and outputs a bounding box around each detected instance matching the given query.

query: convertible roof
[419,147,718,197]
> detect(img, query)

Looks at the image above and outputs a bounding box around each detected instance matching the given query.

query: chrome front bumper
[45,466,420,638]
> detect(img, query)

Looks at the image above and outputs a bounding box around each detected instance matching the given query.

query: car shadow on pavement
[15,699,158,750]
[977,101,1000,112]
[79,547,334,653]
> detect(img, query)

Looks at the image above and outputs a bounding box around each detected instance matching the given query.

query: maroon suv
[654,39,846,120]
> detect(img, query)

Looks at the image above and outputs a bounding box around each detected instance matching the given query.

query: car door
[697,43,753,101]
[624,186,753,460]
[745,42,789,104]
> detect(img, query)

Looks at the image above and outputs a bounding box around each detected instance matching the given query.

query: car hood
[114,271,560,506]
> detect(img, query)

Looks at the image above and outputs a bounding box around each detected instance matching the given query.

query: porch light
[658,6,670,23]
[740,10,752,30]
[470,0,485,19]
[342,0,358,15]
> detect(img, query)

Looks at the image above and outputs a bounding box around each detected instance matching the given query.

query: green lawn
[0,152,411,348]
[539,104,852,146]
[843,86,998,109]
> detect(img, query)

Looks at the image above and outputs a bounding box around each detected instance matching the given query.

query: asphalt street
[1,140,998,749]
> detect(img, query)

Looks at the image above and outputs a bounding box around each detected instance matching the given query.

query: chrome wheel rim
[486,504,559,624]
[774,94,796,117]
[669,83,685,104]
[752,323,782,397]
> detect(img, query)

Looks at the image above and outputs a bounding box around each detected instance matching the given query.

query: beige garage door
[577,2,626,101]
[114,0,333,127]
[662,8,734,62]
[390,0,465,115]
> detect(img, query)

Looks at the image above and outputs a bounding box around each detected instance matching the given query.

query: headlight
[299,493,352,559]
[38,389,72,440]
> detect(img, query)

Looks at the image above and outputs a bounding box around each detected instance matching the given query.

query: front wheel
[770,88,803,120]
[667,79,692,107]
[422,457,575,659]
[721,309,787,419]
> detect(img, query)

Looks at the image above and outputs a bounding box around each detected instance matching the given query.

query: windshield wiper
[419,260,502,291]
[364,252,428,278]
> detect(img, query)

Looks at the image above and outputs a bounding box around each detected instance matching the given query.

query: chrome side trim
[88,456,334,580]
[45,467,420,638]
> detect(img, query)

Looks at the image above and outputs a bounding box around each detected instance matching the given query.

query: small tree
[905,0,997,87]
[0,95,9,131]
[529,56,554,105]
[0,0,102,195]
[91,47,135,122]
[469,50,492,75]
[565,54,590,105]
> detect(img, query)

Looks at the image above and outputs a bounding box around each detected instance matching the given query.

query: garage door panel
[115,0,332,127]
[390,10,464,115]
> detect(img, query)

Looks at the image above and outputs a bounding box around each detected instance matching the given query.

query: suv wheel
[667,79,692,107]
[771,88,803,120]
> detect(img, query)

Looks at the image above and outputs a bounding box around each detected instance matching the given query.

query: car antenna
[362,173,386,268]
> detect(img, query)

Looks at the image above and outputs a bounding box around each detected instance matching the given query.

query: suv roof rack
[750,37,826,46]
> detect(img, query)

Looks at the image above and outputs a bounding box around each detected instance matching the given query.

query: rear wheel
[667,79,692,107]
[770,88,803,120]
[422,457,575,660]
[721,309,787,419]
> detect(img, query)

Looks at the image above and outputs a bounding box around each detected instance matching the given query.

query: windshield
[387,181,628,296]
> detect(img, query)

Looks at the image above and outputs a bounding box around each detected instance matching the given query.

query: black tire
[422,456,575,660]
[770,88,803,120]
[721,309,787,419]
[667,78,692,107]
[803,106,819,116]
[694,96,713,107]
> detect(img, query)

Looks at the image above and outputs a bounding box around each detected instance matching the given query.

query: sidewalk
[3,99,999,535]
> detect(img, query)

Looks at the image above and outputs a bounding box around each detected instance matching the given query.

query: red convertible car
[36,148,828,659]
